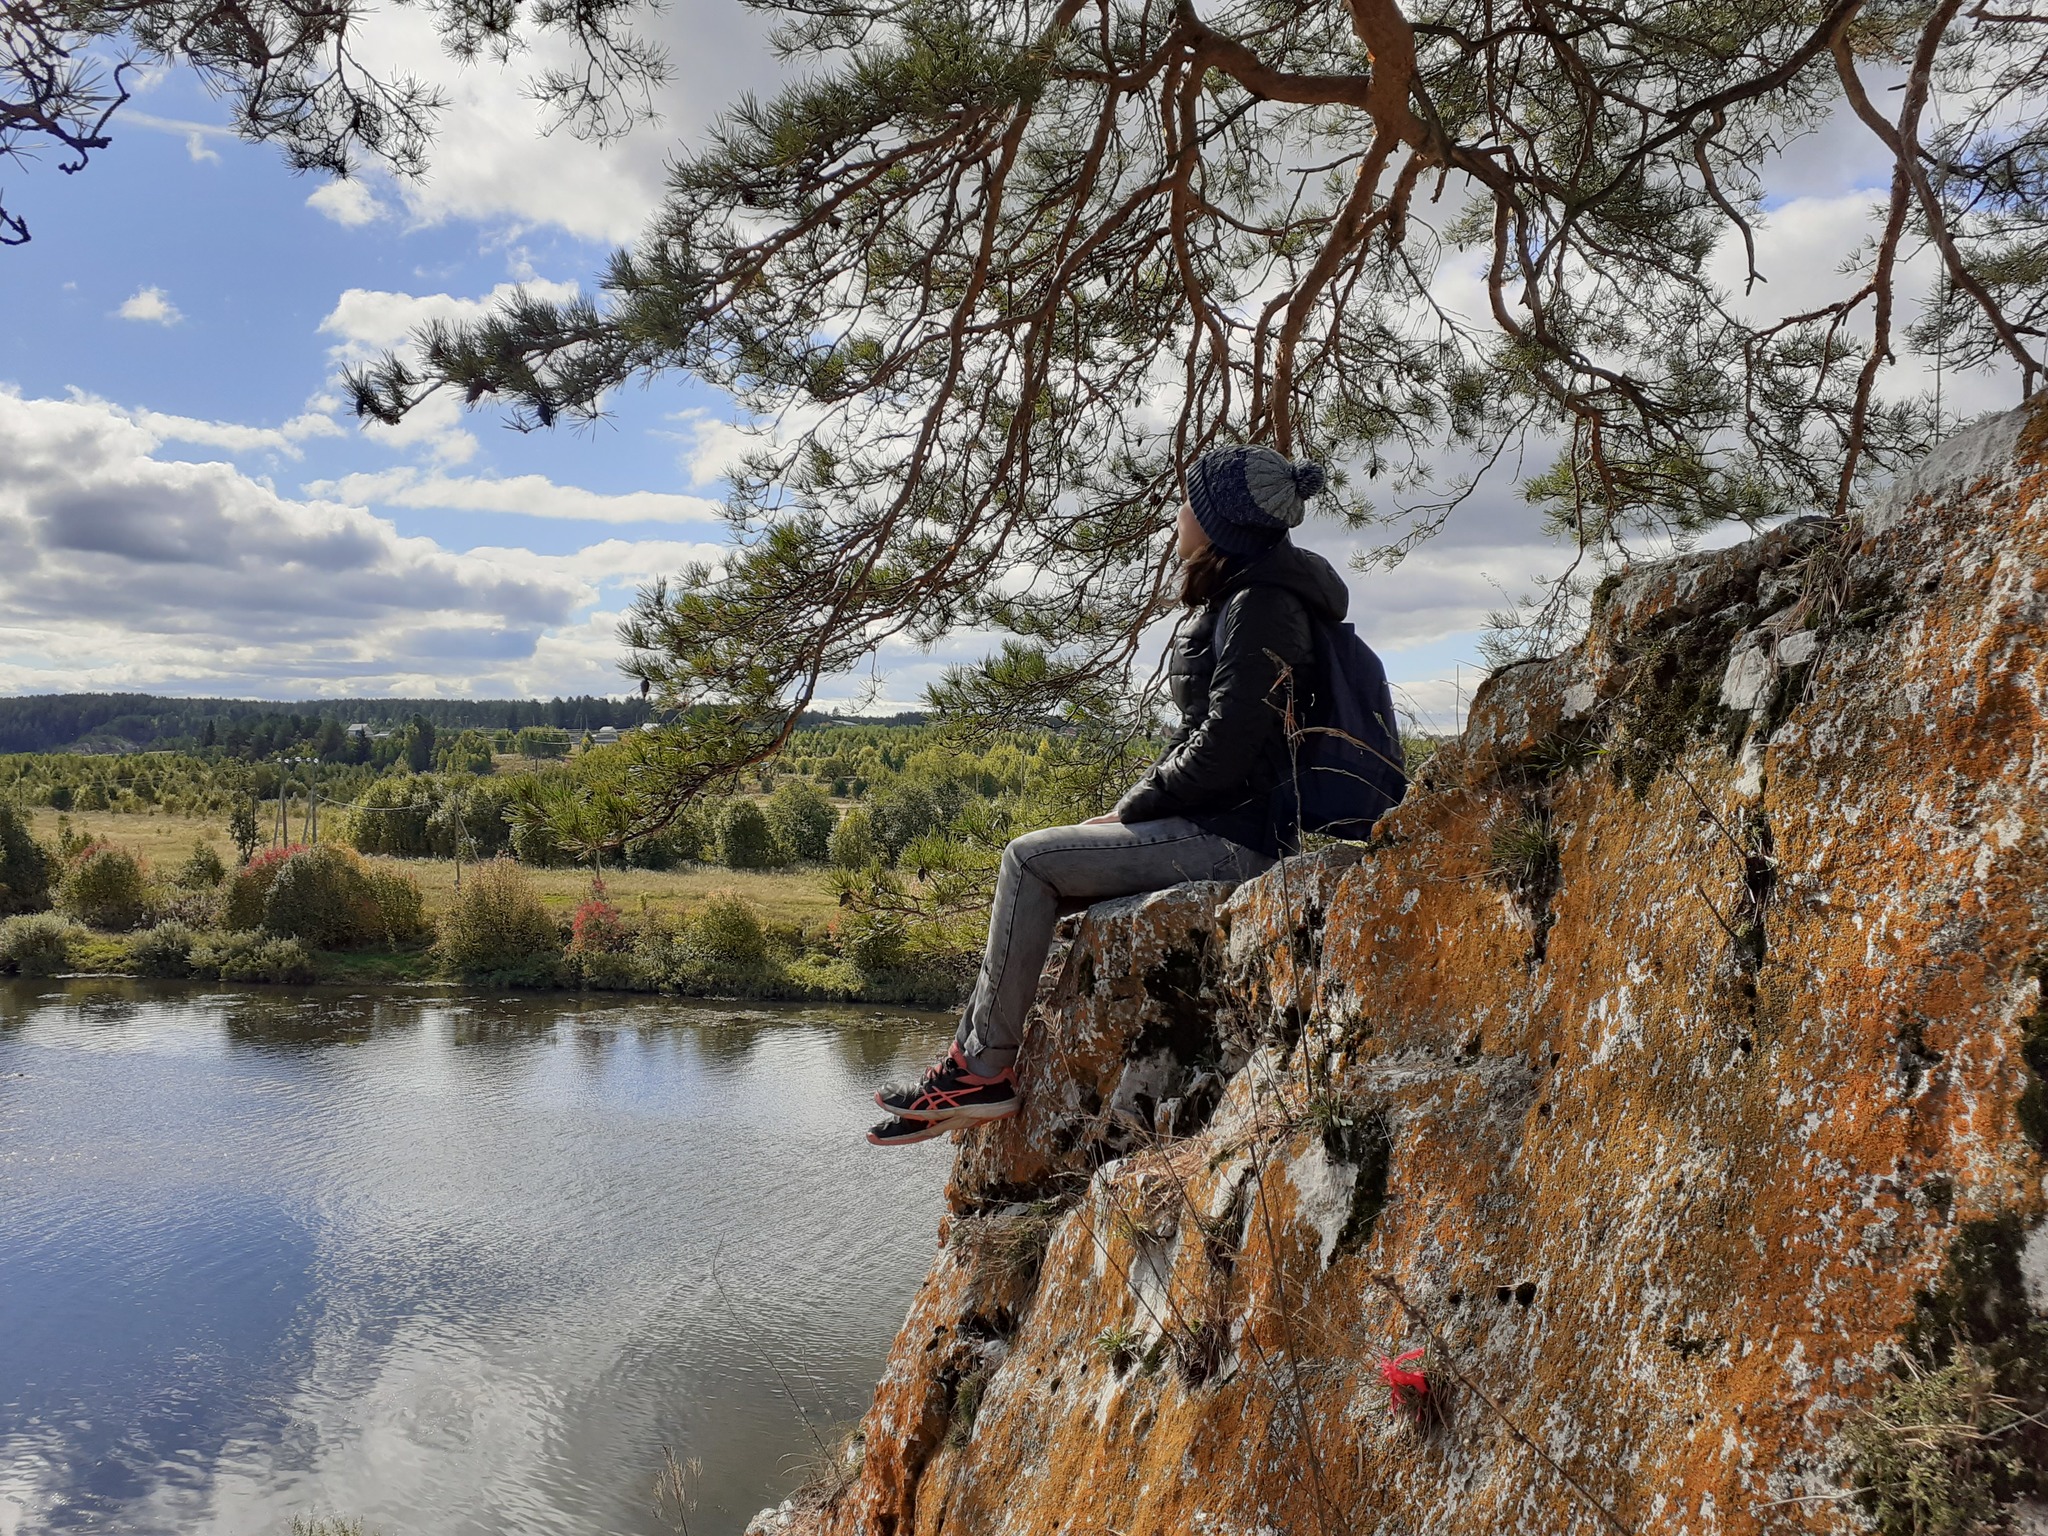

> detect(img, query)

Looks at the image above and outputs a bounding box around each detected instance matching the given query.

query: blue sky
[0,18,1989,727]
[0,52,750,703]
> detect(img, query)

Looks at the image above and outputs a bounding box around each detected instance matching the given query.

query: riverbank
[34,922,962,1006]
[6,808,964,1006]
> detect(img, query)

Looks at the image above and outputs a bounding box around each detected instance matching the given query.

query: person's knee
[1011,822,1102,880]
[1005,826,1065,870]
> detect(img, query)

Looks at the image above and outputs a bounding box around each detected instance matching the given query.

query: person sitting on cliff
[868,445,1349,1145]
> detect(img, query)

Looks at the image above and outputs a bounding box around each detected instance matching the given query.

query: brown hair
[1178,543,1233,606]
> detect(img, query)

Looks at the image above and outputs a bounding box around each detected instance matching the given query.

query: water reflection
[0,980,952,1536]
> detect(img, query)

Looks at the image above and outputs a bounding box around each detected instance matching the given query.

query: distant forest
[0,694,932,757]
[0,694,658,755]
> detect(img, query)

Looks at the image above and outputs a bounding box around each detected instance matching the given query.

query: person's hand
[1083,813,1121,825]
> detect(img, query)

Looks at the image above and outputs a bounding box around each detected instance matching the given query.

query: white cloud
[310,467,724,526]
[318,278,581,363]
[314,279,591,465]
[115,287,182,326]
[0,388,682,696]
[0,389,1540,710]
[306,178,389,227]
[122,109,231,140]
[471,537,723,586]
[353,388,482,466]
[669,409,758,489]
[506,607,641,693]
[184,131,219,165]
[65,390,343,459]
[318,0,792,244]
[111,7,779,246]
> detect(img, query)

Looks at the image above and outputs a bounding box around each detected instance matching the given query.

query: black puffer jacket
[1113,541,1350,855]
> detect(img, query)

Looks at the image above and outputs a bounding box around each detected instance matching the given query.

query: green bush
[0,799,53,915]
[689,893,769,970]
[843,911,910,974]
[149,884,221,930]
[58,845,149,931]
[514,727,571,759]
[191,932,316,984]
[426,782,514,858]
[761,918,807,961]
[224,845,297,930]
[574,947,653,991]
[626,806,705,869]
[439,859,563,984]
[262,846,383,948]
[778,950,866,999]
[131,920,198,977]
[176,840,227,890]
[829,806,878,870]
[867,783,938,862]
[509,813,562,867]
[629,920,689,990]
[0,912,77,975]
[348,777,435,858]
[716,800,779,869]
[368,866,431,942]
[767,780,837,864]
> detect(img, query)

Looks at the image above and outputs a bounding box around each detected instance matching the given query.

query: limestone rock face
[776,403,2048,1536]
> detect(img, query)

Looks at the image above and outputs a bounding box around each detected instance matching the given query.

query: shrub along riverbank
[0,716,1152,986]
[0,801,962,1005]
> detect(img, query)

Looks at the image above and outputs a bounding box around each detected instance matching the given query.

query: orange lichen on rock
[751,402,2048,1536]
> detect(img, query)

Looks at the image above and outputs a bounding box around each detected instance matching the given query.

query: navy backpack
[1274,620,1408,840]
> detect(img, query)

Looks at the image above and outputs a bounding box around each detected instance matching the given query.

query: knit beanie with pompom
[1185,445,1326,556]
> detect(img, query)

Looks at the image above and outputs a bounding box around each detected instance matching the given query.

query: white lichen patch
[2022,1218,2048,1315]
[1720,642,1775,712]
[1279,1138,1359,1268]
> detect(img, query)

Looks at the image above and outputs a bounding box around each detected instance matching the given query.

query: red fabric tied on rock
[1378,1347,1428,1414]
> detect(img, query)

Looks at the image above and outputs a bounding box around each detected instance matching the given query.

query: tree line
[0,693,661,755]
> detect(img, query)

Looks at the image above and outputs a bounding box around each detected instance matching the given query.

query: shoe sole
[874,1096,1020,1125]
[866,1120,951,1146]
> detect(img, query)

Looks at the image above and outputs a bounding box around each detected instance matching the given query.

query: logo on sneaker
[875,1043,1020,1124]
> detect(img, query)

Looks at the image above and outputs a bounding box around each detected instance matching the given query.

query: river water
[0,979,955,1536]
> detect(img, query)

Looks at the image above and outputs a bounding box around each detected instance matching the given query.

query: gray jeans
[954,818,1274,1074]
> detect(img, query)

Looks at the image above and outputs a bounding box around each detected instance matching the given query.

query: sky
[0,7,2016,731]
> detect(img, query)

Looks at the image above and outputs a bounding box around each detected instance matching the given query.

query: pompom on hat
[1186,445,1326,556]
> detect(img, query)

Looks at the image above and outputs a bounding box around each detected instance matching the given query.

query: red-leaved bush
[225,844,305,931]
[569,880,628,955]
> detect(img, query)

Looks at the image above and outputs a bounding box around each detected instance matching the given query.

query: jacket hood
[1221,540,1350,623]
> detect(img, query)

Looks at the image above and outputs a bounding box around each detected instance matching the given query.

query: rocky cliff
[757,403,2048,1536]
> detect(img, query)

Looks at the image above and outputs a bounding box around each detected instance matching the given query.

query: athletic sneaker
[866,1115,951,1147]
[875,1043,1020,1125]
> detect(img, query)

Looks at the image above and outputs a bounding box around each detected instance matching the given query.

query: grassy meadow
[0,720,1101,1001]
[25,806,840,932]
